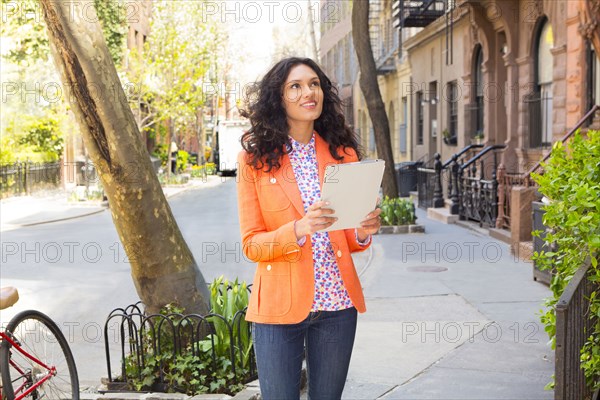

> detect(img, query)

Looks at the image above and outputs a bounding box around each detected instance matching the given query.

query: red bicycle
[0,287,79,399]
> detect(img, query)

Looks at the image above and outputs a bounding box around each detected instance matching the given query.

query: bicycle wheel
[0,310,79,400]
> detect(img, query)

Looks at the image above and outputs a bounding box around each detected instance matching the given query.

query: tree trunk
[40,0,210,315]
[352,0,398,199]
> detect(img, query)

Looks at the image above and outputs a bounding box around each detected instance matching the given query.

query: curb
[81,393,232,400]
[1,176,226,230]
[2,207,108,229]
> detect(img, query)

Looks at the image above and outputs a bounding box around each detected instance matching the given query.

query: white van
[215,120,250,175]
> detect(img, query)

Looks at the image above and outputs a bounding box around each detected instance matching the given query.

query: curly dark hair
[239,57,362,171]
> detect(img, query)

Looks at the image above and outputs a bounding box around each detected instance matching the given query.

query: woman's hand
[356,206,382,241]
[295,201,337,239]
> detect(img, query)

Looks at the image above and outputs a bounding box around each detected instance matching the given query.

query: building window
[400,97,408,153]
[530,19,554,148]
[588,41,599,111]
[472,45,484,138]
[429,81,438,138]
[447,81,458,139]
[416,91,424,145]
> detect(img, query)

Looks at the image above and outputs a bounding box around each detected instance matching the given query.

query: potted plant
[472,131,484,145]
[442,129,457,145]
[378,197,424,234]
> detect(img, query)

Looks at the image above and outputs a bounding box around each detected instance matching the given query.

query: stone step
[489,227,512,245]
[427,206,459,224]
[511,241,534,262]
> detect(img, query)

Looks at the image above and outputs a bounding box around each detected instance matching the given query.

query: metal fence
[104,302,257,395]
[555,258,597,400]
[0,161,61,197]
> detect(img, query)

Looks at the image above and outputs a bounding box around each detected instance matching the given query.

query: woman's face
[281,64,324,127]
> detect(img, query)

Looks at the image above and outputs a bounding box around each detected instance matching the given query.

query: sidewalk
[1,183,554,399]
[0,175,223,232]
[340,207,554,399]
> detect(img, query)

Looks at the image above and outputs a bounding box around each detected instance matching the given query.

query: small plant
[121,277,252,395]
[158,173,189,185]
[176,150,190,173]
[203,276,252,372]
[152,143,168,166]
[68,185,104,202]
[379,196,416,226]
[205,163,217,175]
[191,165,206,178]
[443,129,457,145]
[190,163,217,178]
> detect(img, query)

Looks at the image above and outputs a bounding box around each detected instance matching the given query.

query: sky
[221,0,318,85]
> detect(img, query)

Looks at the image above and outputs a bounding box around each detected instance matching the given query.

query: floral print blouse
[288,133,356,312]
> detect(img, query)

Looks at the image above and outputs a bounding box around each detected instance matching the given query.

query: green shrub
[176,150,190,173]
[205,162,216,175]
[379,196,416,226]
[191,165,206,178]
[123,277,252,395]
[152,143,168,166]
[190,163,217,178]
[18,117,63,158]
[532,130,600,390]
[158,174,189,185]
[203,276,252,372]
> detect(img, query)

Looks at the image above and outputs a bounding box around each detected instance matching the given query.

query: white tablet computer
[320,159,385,232]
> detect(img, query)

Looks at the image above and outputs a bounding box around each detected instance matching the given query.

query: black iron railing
[398,0,446,28]
[104,302,257,394]
[0,161,61,197]
[416,145,483,212]
[555,258,597,400]
[457,145,505,227]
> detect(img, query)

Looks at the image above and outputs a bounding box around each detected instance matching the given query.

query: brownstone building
[343,0,600,251]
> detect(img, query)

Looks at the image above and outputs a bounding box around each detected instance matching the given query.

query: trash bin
[395,161,422,197]
[75,160,98,186]
[149,156,162,174]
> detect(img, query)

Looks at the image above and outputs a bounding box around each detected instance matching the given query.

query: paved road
[1,177,555,398]
[0,177,254,388]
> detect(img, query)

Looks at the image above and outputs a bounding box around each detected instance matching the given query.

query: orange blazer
[236,132,369,324]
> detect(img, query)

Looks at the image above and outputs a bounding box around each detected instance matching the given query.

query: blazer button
[266,264,272,271]
[337,250,342,258]
[270,177,277,184]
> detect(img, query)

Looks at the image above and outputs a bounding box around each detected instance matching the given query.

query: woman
[236,57,381,399]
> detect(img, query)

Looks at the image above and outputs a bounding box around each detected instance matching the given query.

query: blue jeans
[252,307,357,400]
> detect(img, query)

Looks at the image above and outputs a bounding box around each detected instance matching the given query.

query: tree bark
[40,0,210,315]
[352,0,398,199]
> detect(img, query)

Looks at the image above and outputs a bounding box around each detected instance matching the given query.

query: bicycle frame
[0,331,56,400]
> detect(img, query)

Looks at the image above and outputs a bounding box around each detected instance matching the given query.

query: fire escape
[393,0,455,63]
[395,0,446,27]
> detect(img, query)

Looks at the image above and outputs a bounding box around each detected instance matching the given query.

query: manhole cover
[407,266,448,273]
